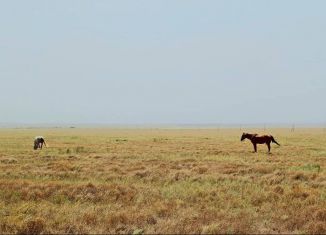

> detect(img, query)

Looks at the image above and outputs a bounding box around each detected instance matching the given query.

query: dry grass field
[0,128,325,234]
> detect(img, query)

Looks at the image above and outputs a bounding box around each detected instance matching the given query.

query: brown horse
[241,133,280,153]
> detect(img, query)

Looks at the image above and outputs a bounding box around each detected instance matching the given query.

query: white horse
[34,136,46,150]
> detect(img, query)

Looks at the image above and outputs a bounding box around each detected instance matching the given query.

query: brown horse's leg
[253,143,257,152]
[267,143,271,152]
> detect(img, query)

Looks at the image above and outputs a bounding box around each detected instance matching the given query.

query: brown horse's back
[252,135,272,144]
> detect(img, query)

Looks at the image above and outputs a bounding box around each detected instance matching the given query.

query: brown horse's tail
[271,136,280,146]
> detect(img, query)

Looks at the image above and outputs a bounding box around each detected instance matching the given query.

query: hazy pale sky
[1,0,325,125]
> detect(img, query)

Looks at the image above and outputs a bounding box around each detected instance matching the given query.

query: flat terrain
[0,128,325,234]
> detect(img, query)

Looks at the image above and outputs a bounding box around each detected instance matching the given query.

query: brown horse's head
[241,133,247,141]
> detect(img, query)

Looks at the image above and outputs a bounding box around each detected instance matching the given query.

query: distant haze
[1,0,325,126]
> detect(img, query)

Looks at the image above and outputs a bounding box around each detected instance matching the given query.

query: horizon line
[0,122,325,128]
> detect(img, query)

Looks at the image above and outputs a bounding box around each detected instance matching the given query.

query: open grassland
[0,128,325,234]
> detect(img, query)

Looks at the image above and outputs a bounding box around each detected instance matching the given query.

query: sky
[1,0,326,125]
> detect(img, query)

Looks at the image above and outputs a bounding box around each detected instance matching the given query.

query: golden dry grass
[0,128,325,234]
